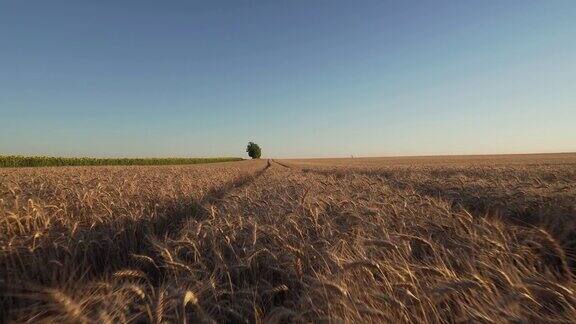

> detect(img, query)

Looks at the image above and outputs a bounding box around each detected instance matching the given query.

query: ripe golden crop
[1,154,575,323]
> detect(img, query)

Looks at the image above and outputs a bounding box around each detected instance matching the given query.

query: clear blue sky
[1,1,574,158]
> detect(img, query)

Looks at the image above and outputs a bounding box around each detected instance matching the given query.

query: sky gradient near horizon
[1,1,575,158]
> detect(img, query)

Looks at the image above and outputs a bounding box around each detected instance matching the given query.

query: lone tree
[246,142,262,159]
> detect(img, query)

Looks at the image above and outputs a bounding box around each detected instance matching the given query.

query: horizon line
[1,151,575,160]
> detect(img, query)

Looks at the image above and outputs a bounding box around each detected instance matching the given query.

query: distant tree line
[0,155,243,168]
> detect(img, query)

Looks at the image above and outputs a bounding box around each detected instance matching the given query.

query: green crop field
[0,155,243,168]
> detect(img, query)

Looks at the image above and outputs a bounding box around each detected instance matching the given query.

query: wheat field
[1,154,575,323]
